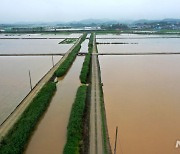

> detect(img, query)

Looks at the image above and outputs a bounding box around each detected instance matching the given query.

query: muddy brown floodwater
[0,39,73,54]
[99,55,180,154]
[0,56,62,125]
[25,56,84,154]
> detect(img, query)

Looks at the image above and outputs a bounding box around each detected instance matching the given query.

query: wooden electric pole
[52,55,54,67]
[114,126,118,154]
[29,70,32,91]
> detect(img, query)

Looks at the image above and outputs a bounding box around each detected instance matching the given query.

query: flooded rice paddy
[79,39,89,53]
[96,33,180,39]
[97,36,180,54]
[0,39,73,54]
[1,33,180,153]
[0,56,62,125]
[25,56,84,154]
[99,34,180,153]
[0,33,82,38]
[0,33,82,125]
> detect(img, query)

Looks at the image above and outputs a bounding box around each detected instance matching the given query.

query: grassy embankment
[0,82,56,154]
[63,85,88,154]
[55,33,87,77]
[98,61,110,154]
[96,37,111,154]
[59,38,78,44]
[79,33,93,84]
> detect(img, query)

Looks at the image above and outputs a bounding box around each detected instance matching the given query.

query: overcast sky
[0,0,180,23]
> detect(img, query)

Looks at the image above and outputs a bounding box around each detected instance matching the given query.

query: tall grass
[79,53,91,84]
[0,82,56,154]
[63,85,88,154]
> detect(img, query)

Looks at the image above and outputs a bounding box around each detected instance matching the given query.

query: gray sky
[0,0,180,23]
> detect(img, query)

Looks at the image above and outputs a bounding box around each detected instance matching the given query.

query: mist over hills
[1,18,180,27]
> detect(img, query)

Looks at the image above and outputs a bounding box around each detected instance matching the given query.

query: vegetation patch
[80,53,91,84]
[88,33,93,54]
[59,38,78,44]
[63,85,88,154]
[0,82,56,154]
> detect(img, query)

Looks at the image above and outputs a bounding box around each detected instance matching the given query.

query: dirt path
[0,36,82,141]
[89,34,104,154]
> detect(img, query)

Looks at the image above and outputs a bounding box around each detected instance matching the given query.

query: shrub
[63,85,87,154]
[80,53,91,84]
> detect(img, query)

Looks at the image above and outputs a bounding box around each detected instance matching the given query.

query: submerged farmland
[0,32,180,154]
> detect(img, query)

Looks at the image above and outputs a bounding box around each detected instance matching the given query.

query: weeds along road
[89,34,104,154]
[0,36,83,141]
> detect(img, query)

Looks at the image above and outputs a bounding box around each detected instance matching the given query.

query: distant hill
[133,18,180,24]
[1,18,180,27]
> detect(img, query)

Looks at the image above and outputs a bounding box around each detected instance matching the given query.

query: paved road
[0,36,82,141]
[89,33,104,154]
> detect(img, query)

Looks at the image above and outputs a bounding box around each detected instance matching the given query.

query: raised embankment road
[89,34,104,154]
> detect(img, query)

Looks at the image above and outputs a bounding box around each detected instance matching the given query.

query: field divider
[79,33,93,84]
[63,85,88,154]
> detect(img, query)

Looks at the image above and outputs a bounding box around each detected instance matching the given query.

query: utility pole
[114,126,118,154]
[52,55,54,67]
[29,70,32,91]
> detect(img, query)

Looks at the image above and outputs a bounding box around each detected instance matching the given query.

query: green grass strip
[55,44,81,77]
[99,84,108,154]
[79,33,93,84]
[63,85,88,154]
[88,33,93,54]
[79,53,91,84]
[0,82,56,154]
[55,33,87,77]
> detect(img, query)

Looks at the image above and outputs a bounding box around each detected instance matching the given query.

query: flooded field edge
[0,56,62,125]
[99,55,180,154]
[97,55,112,154]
